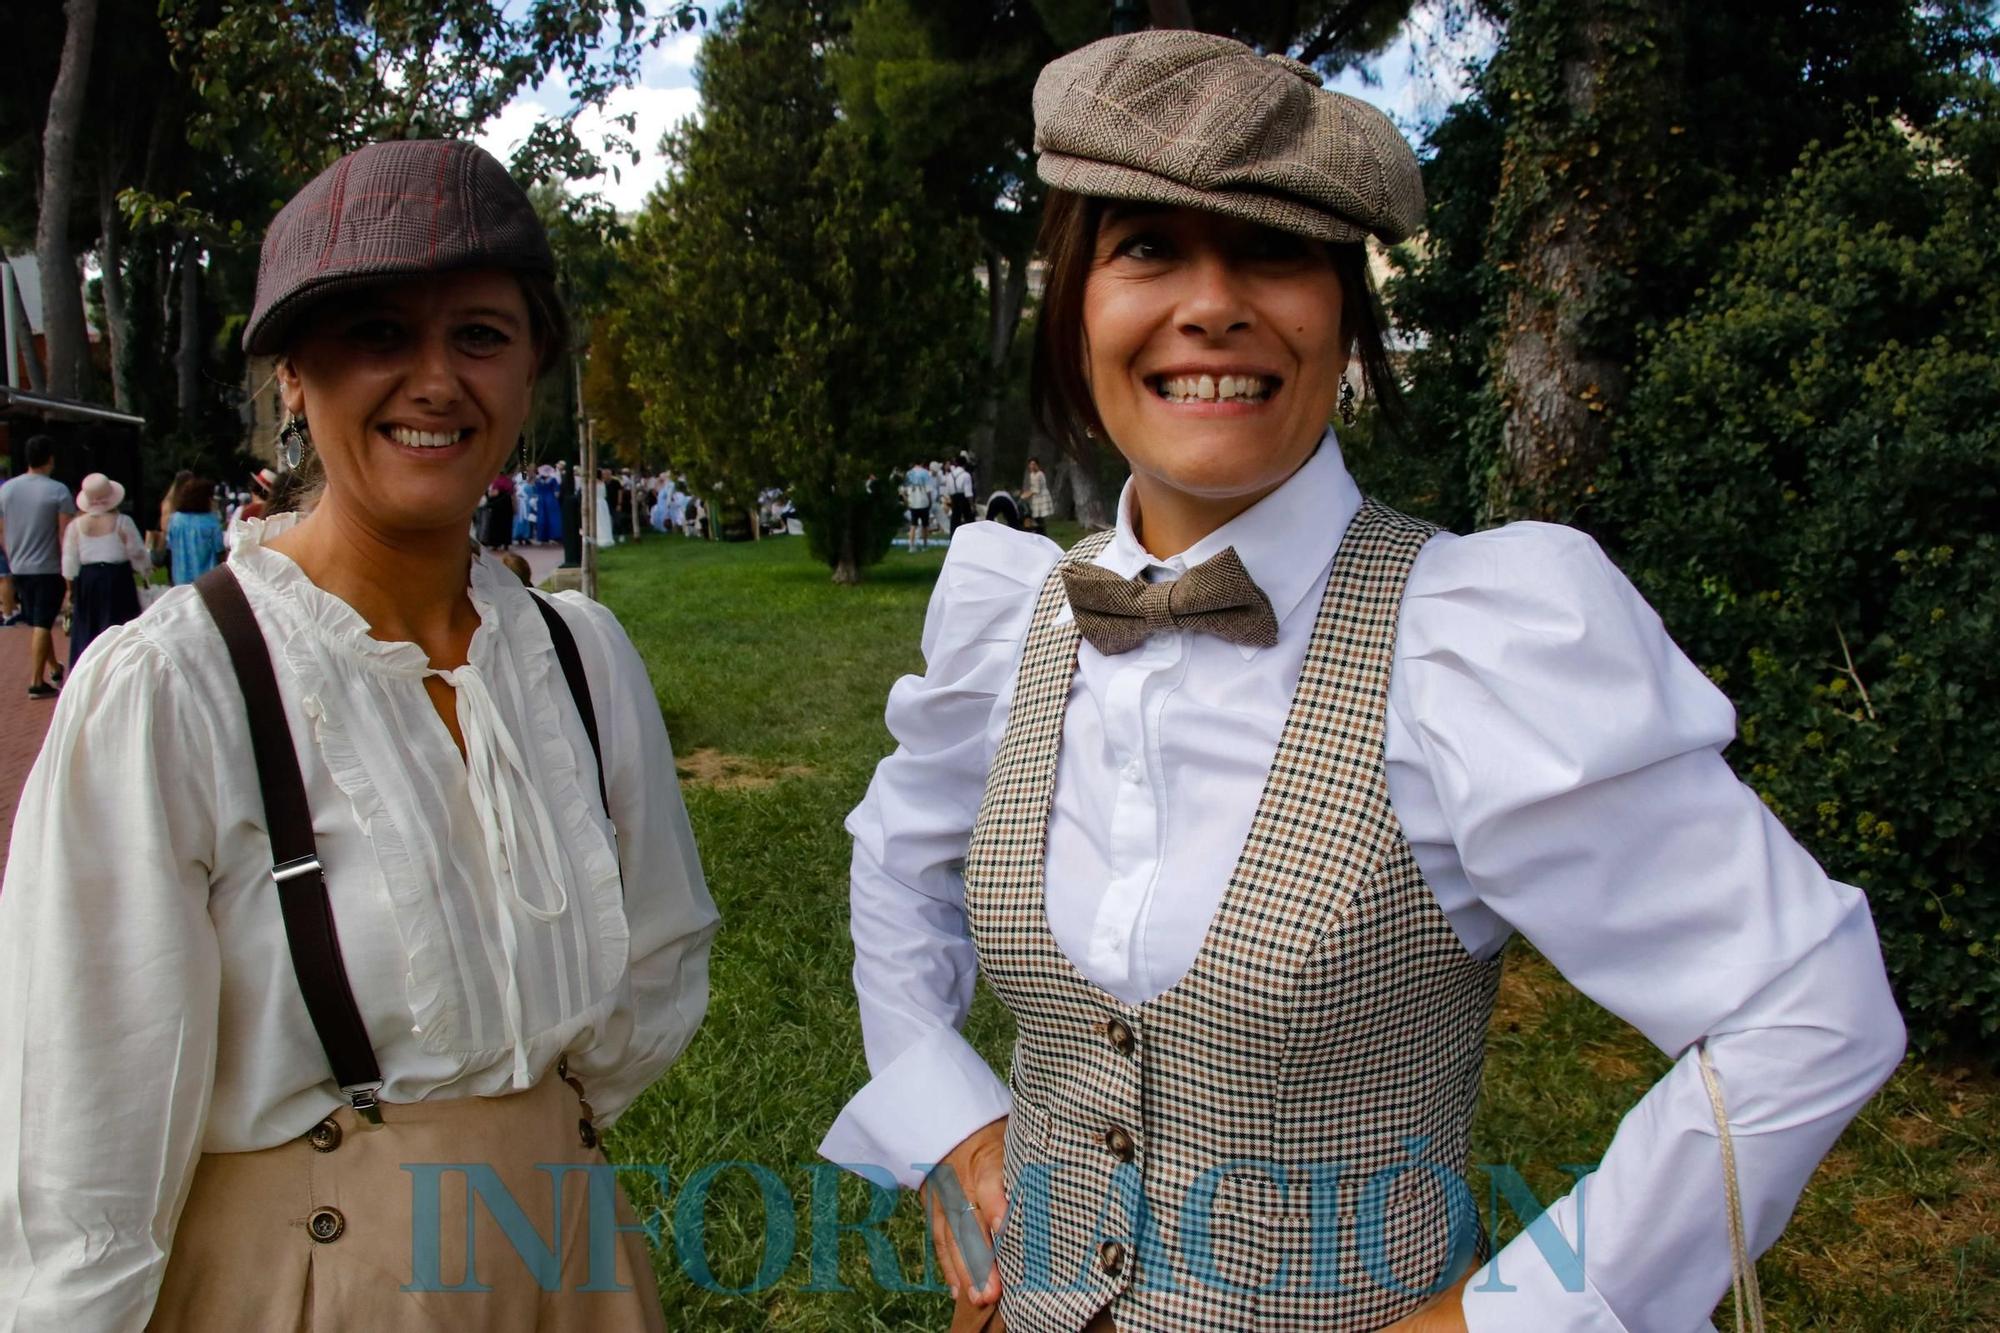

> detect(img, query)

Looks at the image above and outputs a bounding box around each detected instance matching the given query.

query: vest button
[1103,1125,1136,1162]
[306,1206,346,1244]
[1098,1239,1126,1276]
[305,1117,342,1153]
[1104,1017,1136,1054]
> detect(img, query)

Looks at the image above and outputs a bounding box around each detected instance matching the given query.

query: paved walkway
[514,540,567,587]
[0,619,70,881]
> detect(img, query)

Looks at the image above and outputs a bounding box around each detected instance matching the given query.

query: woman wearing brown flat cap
[0,139,717,1328]
[821,30,1903,1333]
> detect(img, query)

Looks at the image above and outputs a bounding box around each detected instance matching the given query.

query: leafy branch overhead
[160,0,706,186]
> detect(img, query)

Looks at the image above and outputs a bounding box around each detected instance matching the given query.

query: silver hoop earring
[278,417,310,471]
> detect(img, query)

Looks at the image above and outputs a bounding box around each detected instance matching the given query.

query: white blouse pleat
[445,660,572,1086]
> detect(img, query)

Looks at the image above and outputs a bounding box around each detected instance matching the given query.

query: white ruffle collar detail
[227,512,500,676]
[227,512,628,1087]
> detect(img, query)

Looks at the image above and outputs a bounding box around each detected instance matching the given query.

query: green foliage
[1378,87,1509,532]
[800,478,904,572]
[158,0,704,188]
[615,0,983,581]
[1394,0,1998,522]
[1389,5,2000,1038]
[1184,0,1418,71]
[1598,88,2000,1045]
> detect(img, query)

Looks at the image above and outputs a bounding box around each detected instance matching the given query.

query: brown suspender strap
[195,566,385,1122]
[529,591,609,818]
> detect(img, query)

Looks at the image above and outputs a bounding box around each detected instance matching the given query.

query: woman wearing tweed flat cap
[821,30,1903,1333]
[0,140,717,1328]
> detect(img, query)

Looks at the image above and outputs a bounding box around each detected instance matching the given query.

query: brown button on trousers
[147,1073,665,1330]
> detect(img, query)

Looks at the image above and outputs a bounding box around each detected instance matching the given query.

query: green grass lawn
[589,529,1998,1331]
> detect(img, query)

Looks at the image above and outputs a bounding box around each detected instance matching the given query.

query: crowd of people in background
[899,451,1053,551]
[0,437,330,699]
[0,444,798,703]
[0,427,998,706]
[475,463,789,558]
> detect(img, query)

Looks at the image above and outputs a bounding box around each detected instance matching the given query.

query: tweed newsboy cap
[243,139,554,355]
[1033,31,1423,245]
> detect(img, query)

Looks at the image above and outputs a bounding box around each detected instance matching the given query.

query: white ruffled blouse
[0,513,719,1328]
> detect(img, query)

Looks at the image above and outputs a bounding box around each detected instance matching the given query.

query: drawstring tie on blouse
[437,661,570,1089]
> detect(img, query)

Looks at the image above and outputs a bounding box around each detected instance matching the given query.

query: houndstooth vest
[964,500,1504,1332]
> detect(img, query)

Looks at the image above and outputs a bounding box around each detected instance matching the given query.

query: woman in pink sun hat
[59,471,150,669]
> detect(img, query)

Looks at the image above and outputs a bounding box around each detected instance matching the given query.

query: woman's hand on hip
[922,1115,1009,1307]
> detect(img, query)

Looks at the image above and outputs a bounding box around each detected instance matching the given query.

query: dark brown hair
[179,476,216,513]
[1028,190,1409,458]
[162,468,195,515]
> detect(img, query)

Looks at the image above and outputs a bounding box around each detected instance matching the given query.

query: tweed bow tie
[1060,547,1280,656]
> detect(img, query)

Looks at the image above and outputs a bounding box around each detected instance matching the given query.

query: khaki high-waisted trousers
[148,1071,665,1331]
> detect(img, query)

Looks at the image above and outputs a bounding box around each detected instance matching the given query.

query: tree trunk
[967,244,1032,468]
[175,233,202,428]
[1055,448,1110,530]
[1488,0,1680,522]
[96,152,131,412]
[37,0,100,400]
[832,520,861,585]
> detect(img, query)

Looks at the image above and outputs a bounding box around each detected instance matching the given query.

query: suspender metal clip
[272,855,324,885]
[344,1083,384,1124]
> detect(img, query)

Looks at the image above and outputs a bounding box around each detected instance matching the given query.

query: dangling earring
[1338,380,1357,426]
[278,417,310,471]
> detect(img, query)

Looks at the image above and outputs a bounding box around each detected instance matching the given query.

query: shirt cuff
[818,1025,1013,1190]
[1461,1192,1656,1333]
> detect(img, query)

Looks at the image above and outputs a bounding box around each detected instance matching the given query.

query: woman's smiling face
[1082,204,1348,508]
[277,268,539,536]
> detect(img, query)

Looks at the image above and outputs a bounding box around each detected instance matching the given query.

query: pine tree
[618,0,982,582]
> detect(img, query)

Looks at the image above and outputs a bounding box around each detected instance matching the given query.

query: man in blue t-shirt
[902,462,934,551]
[0,436,76,698]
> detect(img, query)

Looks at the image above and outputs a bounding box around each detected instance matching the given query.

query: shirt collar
[1073,429,1363,656]
[228,510,505,676]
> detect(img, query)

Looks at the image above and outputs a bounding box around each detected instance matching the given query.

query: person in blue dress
[165,478,224,585]
[533,464,564,544]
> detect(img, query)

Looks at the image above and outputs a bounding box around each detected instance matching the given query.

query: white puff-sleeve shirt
[820,437,1905,1332]
[60,513,149,580]
[0,513,719,1329]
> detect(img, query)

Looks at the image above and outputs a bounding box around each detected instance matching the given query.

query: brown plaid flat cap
[243,139,554,354]
[1033,31,1423,245]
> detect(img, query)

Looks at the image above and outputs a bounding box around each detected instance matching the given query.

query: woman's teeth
[389,427,465,449]
[1155,374,1275,403]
